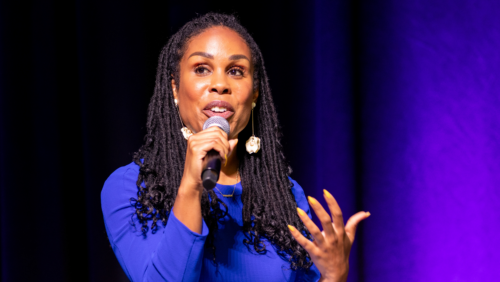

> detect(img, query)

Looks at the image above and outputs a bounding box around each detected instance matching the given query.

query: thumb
[228,139,239,155]
[345,211,370,243]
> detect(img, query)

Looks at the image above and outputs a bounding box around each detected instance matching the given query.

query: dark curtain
[1,0,499,281]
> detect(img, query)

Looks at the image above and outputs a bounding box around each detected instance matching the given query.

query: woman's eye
[228,67,244,76]
[194,66,211,75]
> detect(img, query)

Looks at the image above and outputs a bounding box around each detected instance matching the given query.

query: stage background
[1,0,499,281]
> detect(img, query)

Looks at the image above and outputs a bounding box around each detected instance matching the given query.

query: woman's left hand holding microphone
[287,190,370,282]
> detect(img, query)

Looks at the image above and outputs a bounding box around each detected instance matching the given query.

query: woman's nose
[209,71,230,94]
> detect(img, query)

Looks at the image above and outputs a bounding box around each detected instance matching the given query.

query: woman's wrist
[318,276,347,282]
[173,182,204,234]
[178,178,203,198]
[318,272,348,282]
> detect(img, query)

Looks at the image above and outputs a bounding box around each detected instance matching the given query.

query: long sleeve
[101,163,209,282]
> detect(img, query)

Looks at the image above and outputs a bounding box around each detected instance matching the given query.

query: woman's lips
[202,100,235,119]
[202,110,234,119]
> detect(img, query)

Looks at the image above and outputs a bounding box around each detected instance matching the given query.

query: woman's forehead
[183,26,251,60]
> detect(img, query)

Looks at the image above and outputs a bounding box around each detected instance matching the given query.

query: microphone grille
[202,116,230,135]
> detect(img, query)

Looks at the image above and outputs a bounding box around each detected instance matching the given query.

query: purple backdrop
[312,0,500,281]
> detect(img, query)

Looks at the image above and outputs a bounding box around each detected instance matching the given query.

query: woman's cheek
[190,82,208,99]
[239,109,252,127]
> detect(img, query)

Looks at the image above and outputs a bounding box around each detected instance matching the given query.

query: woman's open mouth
[202,100,235,119]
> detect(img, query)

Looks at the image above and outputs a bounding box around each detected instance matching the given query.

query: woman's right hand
[174,126,237,234]
[179,126,237,194]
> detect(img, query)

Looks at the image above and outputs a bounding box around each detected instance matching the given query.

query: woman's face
[172,26,258,139]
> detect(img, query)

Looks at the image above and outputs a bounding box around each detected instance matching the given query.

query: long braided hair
[132,13,313,270]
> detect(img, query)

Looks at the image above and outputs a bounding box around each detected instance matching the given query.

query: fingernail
[366,211,371,217]
[323,189,333,199]
[297,207,306,216]
[287,225,296,232]
[224,154,227,167]
[307,196,318,206]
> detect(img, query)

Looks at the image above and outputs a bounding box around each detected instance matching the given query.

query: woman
[101,13,369,282]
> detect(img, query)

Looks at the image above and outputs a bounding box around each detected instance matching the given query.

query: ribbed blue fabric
[101,162,321,281]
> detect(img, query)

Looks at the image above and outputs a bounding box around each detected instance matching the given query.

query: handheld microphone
[201,116,230,190]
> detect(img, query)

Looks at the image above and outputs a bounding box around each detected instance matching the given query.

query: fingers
[287,225,318,255]
[345,211,370,243]
[192,138,228,160]
[193,126,229,148]
[188,127,230,159]
[323,190,345,234]
[195,125,228,139]
[307,196,337,242]
[296,207,326,247]
[181,126,234,189]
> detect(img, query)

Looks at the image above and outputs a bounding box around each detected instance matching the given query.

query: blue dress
[101,162,321,281]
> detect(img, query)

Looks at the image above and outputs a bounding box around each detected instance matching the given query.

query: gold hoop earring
[174,98,193,140]
[246,102,261,154]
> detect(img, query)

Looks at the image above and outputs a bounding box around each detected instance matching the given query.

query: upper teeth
[211,107,227,113]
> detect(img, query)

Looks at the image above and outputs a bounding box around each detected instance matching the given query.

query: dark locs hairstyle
[131,13,313,270]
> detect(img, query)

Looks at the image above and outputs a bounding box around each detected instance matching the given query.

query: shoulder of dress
[104,161,140,186]
[288,177,305,195]
[101,161,141,211]
[288,177,312,218]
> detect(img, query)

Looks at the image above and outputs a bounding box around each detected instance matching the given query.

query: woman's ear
[252,86,259,102]
[253,89,259,104]
[171,78,178,101]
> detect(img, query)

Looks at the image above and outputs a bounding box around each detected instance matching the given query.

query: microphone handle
[201,149,221,190]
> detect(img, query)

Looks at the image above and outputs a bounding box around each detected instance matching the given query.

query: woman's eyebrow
[229,54,249,61]
[187,52,249,61]
[188,52,214,59]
